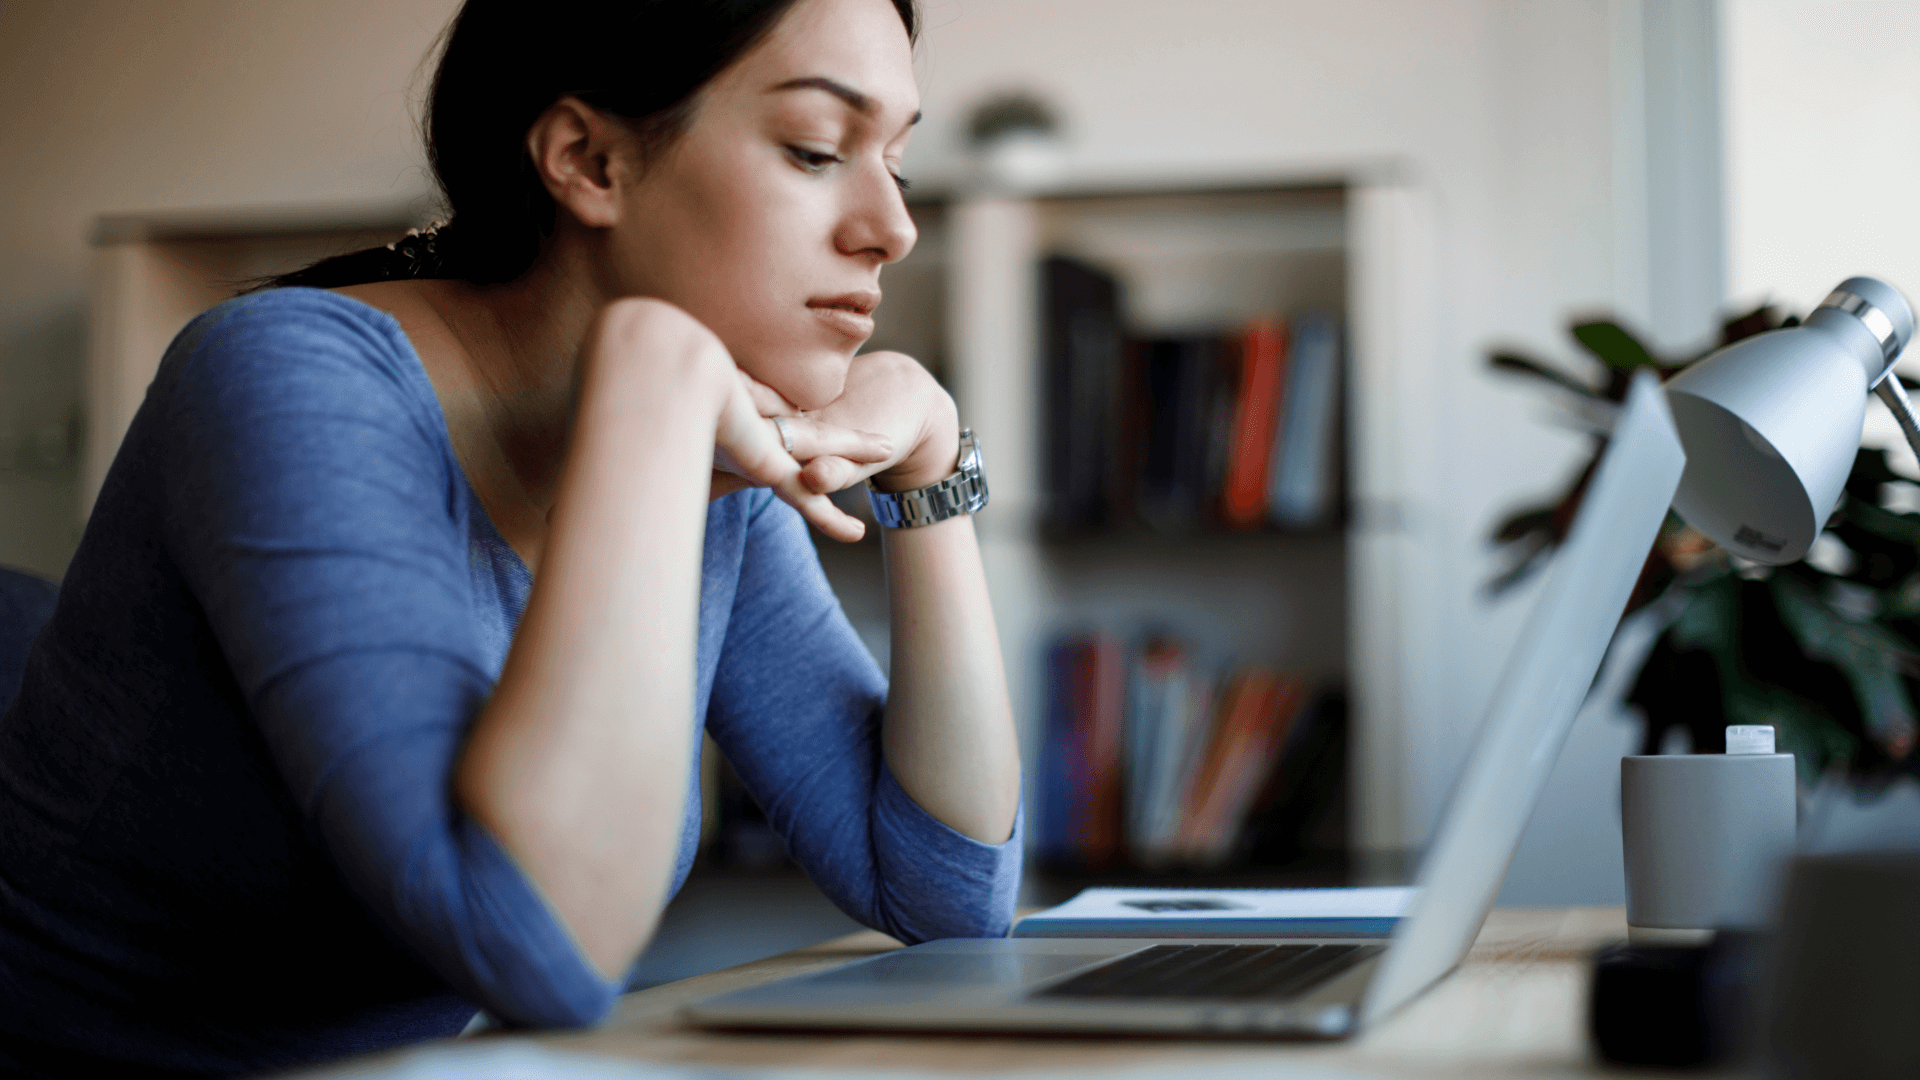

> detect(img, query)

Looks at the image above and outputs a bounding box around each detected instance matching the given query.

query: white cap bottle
[1620,726,1797,939]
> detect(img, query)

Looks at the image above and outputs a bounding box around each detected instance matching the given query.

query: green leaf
[1726,682,1859,784]
[1772,574,1919,759]
[1492,506,1558,545]
[1572,322,1659,372]
[1667,569,1740,655]
[1842,499,1920,547]
[1887,572,1920,620]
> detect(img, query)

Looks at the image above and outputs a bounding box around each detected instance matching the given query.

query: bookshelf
[796,178,1439,880]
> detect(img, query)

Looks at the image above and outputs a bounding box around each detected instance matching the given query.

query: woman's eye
[891,173,912,193]
[787,146,842,173]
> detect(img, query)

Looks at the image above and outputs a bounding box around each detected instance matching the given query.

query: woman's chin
[743,346,852,412]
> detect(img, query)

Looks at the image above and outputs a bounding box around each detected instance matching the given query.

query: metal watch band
[867,428,989,528]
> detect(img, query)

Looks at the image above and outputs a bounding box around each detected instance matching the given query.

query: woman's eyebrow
[769,76,922,125]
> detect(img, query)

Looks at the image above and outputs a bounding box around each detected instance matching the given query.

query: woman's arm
[804,351,1022,846]
[167,291,886,1024]
[704,490,1020,944]
[455,298,867,980]
[454,299,720,981]
[879,513,1021,844]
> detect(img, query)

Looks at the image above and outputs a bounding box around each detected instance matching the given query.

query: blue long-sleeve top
[0,288,1021,1078]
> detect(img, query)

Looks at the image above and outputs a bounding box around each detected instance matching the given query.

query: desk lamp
[1666,276,1918,564]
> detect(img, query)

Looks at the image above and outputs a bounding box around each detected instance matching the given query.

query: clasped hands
[711,349,960,543]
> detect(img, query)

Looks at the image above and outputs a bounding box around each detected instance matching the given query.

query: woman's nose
[837,163,917,265]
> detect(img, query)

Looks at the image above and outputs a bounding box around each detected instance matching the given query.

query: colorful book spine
[1039,630,1335,870]
[1126,638,1189,861]
[1041,257,1126,530]
[1221,319,1288,528]
[1080,635,1128,867]
[1039,641,1082,861]
[1269,312,1341,527]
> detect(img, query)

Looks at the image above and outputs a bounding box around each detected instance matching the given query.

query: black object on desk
[1588,933,1761,1069]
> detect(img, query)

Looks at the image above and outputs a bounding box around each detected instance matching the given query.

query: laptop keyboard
[1032,943,1384,1002]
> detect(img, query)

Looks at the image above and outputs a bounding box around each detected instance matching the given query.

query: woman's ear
[527,96,629,230]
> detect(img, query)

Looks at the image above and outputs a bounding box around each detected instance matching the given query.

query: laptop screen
[1360,370,1687,1026]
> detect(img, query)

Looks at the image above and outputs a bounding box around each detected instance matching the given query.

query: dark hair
[270,0,918,289]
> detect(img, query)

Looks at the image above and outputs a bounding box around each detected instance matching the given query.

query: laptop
[684,371,1686,1039]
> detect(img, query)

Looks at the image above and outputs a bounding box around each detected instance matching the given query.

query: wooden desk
[527,907,1688,1078]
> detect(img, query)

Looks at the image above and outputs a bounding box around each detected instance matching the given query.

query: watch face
[959,428,983,474]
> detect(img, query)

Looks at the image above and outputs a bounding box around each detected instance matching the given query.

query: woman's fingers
[771,416,893,466]
[713,377,865,541]
[800,455,866,494]
[767,472,866,542]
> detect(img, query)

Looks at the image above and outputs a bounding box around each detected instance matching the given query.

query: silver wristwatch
[867,428,989,528]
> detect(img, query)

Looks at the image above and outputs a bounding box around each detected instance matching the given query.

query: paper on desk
[1011,886,1416,938]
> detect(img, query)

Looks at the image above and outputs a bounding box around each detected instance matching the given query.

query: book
[1039,640,1087,861]
[1141,658,1219,866]
[1269,311,1342,527]
[1177,671,1308,865]
[1039,634,1129,867]
[1011,886,1415,938]
[1040,630,1342,871]
[1079,635,1128,867]
[1221,318,1288,528]
[1042,257,1126,530]
[1136,335,1230,533]
[1126,637,1199,862]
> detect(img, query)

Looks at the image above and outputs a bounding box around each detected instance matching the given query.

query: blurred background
[3,0,1918,984]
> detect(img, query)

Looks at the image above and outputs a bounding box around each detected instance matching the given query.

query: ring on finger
[771,416,796,455]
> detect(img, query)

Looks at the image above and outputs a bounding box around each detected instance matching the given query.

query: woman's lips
[807,297,877,341]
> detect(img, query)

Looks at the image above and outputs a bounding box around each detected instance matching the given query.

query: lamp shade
[1666,277,1914,565]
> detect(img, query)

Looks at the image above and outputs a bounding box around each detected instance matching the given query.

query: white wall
[1724,0,1920,313]
[1723,0,1920,474]
[0,0,1661,877]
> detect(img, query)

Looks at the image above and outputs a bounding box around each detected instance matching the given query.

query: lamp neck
[1805,306,1896,385]
[1815,286,1906,382]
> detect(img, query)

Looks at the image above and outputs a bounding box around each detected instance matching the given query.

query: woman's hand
[709,367,892,542]
[796,351,960,496]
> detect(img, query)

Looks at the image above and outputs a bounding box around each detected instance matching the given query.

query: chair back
[0,566,57,714]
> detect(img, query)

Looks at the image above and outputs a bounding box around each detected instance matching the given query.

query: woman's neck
[338,247,606,567]
[429,261,599,500]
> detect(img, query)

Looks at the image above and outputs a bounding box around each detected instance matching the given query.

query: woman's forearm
[455,303,728,980]
[880,514,1021,844]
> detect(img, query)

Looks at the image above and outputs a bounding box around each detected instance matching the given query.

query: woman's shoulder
[162,286,438,417]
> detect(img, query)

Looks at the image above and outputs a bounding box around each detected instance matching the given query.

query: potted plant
[1489,308,1919,785]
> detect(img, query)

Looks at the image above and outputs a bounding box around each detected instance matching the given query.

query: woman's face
[608,0,920,410]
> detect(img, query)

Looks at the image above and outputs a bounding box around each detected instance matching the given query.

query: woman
[0,0,1022,1073]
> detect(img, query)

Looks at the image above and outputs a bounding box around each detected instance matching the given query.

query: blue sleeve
[158,291,615,1027]
[704,492,1022,943]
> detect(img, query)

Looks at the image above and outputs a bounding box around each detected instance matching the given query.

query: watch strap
[867,429,988,528]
